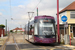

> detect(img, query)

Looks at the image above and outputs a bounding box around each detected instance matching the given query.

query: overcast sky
[0,0,75,30]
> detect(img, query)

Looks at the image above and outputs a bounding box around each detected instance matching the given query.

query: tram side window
[26,25,29,35]
[26,26,28,35]
[25,27,26,34]
[34,23,38,35]
[30,25,34,35]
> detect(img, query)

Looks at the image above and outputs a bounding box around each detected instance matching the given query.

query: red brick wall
[0,29,5,37]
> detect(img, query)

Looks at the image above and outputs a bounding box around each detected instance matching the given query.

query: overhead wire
[9,0,42,29]
[9,0,12,19]
[1,15,6,19]
[28,0,42,21]
[28,0,42,20]
[9,0,42,20]
[0,1,10,19]
[32,0,42,11]
[11,19,25,28]
[9,0,13,30]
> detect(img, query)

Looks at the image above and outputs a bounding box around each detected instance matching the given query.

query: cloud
[11,0,75,23]
[59,0,75,8]
[0,0,8,2]
[18,5,25,9]
[21,15,29,19]
[2,0,75,30]
[39,8,56,16]
[0,9,5,11]
[0,12,2,16]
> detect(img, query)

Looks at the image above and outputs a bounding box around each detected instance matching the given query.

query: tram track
[1,34,20,50]
[12,34,20,50]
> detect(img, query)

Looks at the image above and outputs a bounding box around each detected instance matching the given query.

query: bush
[10,30,13,32]
[0,24,5,29]
[4,34,7,36]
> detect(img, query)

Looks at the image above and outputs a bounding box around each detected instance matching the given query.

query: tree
[10,30,13,32]
[0,24,5,29]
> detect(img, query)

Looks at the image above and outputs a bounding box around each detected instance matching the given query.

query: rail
[1,34,20,50]
[12,34,20,50]
[2,34,9,50]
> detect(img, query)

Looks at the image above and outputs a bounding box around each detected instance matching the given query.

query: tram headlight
[39,37,43,39]
[53,36,55,38]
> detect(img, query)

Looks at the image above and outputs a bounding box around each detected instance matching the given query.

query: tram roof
[35,15,54,19]
[25,15,54,26]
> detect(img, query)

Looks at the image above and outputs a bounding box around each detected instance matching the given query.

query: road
[1,33,72,50]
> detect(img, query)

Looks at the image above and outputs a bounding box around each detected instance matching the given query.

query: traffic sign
[61,16,67,22]
[64,24,68,27]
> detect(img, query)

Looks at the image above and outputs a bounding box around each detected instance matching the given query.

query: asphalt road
[0,45,1,47]
[5,45,16,50]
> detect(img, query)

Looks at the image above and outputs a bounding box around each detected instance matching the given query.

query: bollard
[1,34,3,39]
[69,35,71,46]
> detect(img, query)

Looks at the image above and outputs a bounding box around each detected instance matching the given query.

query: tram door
[73,27,75,37]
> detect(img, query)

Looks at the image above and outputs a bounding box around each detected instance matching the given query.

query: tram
[25,15,56,43]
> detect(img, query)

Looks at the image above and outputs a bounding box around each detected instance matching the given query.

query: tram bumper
[34,36,56,43]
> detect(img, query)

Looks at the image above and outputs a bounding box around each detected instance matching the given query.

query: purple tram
[25,15,56,44]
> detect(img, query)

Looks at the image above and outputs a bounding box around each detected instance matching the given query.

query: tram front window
[39,20,55,35]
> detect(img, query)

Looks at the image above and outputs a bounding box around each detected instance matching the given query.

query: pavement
[0,36,8,45]
[55,38,75,50]
[71,38,75,46]
[55,45,75,50]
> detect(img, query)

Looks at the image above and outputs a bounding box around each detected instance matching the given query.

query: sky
[0,0,75,30]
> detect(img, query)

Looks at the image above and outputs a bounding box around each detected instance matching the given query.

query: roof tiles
[59,1,75,14]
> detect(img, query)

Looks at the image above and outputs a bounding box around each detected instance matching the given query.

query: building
[0,28,5,37]
[13,27,24,34]
[59,1,75,38]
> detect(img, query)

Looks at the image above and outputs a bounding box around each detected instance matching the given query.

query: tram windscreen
[39,20,55,35]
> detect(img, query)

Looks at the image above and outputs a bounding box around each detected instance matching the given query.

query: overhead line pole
[28,12,34,20]
[27,12,34,40]
[0,16,7,35]
[57,0,60,43]
[5,19,7,34]
[37,8,38,16]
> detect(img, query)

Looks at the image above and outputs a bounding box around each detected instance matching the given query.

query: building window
[70,11,75,19]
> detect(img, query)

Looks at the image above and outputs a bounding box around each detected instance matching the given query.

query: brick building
[0,28,5,37]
